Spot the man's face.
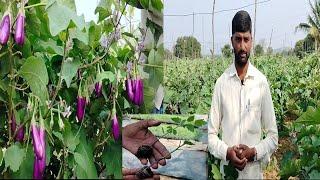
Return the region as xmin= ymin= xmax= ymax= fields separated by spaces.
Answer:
xmin=231 ymin=31 xmax=252 ymax=66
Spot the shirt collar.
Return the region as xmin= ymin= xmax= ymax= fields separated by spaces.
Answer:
xmin=229 ymin=60 xmax=255 ymax=78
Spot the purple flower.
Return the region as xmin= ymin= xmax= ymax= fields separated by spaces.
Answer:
xmin=136 ymin=41 xmax=144 ymax=52
xmin=114 ymin=27 xmax=121 ymax=41
xmin=95 ymin=81 xmax=103 ymax=97
xmin=76 ymin=96 xmax=86 ymax=122
xmin=126 ymin=61 xmax=133 ymax=73
xmin=111 ymin=114 xmax=120 ymax=141
xmin=99 ymin=34 xmax=109 ymax=48
xmin=0 ymin=14 xmax=10 ymax=45
xmin=14 ymin=12 xmax=25 ymax=45
xmin=138 ymin=54 xmax=147 ymax=64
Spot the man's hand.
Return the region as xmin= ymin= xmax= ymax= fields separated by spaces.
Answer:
xmin=122 ymin=168 xmax=160 ymax=180
xmin=226 ymin=146 xmax=247 ymax=171
xmin=122 ymin=120 xmax=171 ymax=169
xmin=238 ymin=144 xmax=256 ymax=162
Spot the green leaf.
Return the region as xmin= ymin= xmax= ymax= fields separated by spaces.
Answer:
xmin=36 ymin=39 xmax=64 ymax=55
xmin=211 ymin=164 xmax=222 ymax=180
xmin=20 ymin=38 xmax=32 ymax=58
xmin=74 ymin=134 xmax=98 ymax=179
xmin=184 ymin=124 xmax=195 ymax=132
xmin=19 ymin=56 xmax=49 ymax=104
xmin=12 ymin=146 xmax=34 ymax=179
xmin=53 ymin=131 xmax=64 ymax=142
xmin=63 ymin=122 xmax=80 ymax=152
xmin=309 ymin=170 xmax=320 ymax=179
xmin=194 ymin=119 xmax=206 ymax=127
xmin=0 ymin=148 xmax=3 ymax=166
xmin=171 ymin=117 xmax=181 ymax=123
xmin=184 ymin=140 xmax=194 ymax=145
xmin=102 ymin=141 xmax=122 ymax=179
xmin=280 ymin=155 xmax=300 ymax=179
xmin=141 ymin=80 xmax=155 ymax=113
xmin=69 ymin=27 xmax=89 ymax=45
xmin=172 ymin=129 xmax=177 ymax=135
xmin=224 ymin=163 xmax=239 ymax=179
xmin=139 ymin=0 xmax=149 ymax=9
xmin=94 ymin=0 xmax=112 ymax=23
xmin=187 ymin=116 xmax=195 ymax=122
xmin=46 ymin=1 xmax=85 ymax=36
xmin=295 ymin=106 xmax=320 ymax=125
xmin=148 ymin=49 xmax=162 ymax=66
xmin=311 ymin=135 xmax=320 ymax=146
xmin=56 ymin=0 xmax=77 ymax=10
xmin=96 ymin=71 xmax=115 ymax=83
xmin=4 ymin=144 xmax=26 ymax=172
xmin=150 ymin=0 xmax=163 ymax=12
xmin=88 ymin=21 xmax=102 ymax=48
xmin=145 ymin=49 xmax=163 ymax=89
xmin=61 ymin=58 xmax=81 ymax=88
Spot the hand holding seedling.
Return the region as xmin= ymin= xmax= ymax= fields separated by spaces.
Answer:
xmin=227 ymin=144 xmax=257 ymax=171
xmin=122 ymin=168 xmax=160 ymax=180
xmin=237 ymin=144 xmax=256 ymax=162
xmin=122 ymin=120 xmax=171 ymax=169
xmin=227 ymin=146 xmax=247 ymax=171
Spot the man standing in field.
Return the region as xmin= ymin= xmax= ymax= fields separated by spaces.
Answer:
xmin=208 ymin=10 xmax=278 ymax=179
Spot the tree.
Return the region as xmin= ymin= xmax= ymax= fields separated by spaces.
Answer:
xmin=221 ymin=44 xmax=232 ymax=58
xmin=294 ymin=34 xmax=315 ymax=58
xmin=165 ymin=48 xmax=174 ymax=60
xmin=174 ymin=36 xmax=201 ymax=59
xmin=294 ymin=40 xmax=305 ymax=58
xmin=254 ymin=44 xmax=264 ymax=57
xmin=266 ymin=47 xmax=273 ymax=55
xmin=296 ymin=0 xmax=320 ymax=51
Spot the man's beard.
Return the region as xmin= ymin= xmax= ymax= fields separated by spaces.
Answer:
xmin=234 ymin=50 xmax=250 ymax=67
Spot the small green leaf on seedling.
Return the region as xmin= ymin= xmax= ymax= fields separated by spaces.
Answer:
xmin=184 ymin=140 xmax=194 ymax=145
xmin=171 ymin=117 xmax=181 ymax=123
xmin=187 ymin=116 xmax=195 ymax=122
xmin=194 ymin=119 xmax=206 ymax=127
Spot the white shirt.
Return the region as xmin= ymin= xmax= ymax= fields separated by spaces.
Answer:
xmin=208 ymin=61 xmax=278 ymax=179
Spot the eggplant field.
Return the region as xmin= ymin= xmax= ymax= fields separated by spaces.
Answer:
xmin=164 ymin=54 xmax=320 ymax=179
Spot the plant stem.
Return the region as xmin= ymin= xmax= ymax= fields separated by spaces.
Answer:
xmin=138 ymin=63 xmax=163 ymax=68
xmin=80 ymin=3 xmax=128 ymax=70
xmin=49 ymin=30 xmax=69 ymax=108
xmin=9 ymin=29 xmax=70 ymax=142
xmin=94 ymin=112 xmax=111 ymax=150
xmin=79 ymin=51 xmax=108 ymax=69
xmin=24 ymin=2 xmax=46 ymax=9
xmin=149 ymin=140 xmax=186 ymax=168
xmin=7 ymin=44 xmax=15 ymax=143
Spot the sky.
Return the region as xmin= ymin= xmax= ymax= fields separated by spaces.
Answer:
xmin=74 ymin=0 xmax=100 ymax=22
xmin=74 ymin=0 xmax=141 ymax=29
xmin=164 ymin=0 xmax=311 ymax=55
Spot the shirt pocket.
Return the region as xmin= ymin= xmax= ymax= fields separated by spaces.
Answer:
xmin=246 ymin=96 xmax=261 ymax=134
xmin=247 ymin=104 xmax=261 ymax=134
